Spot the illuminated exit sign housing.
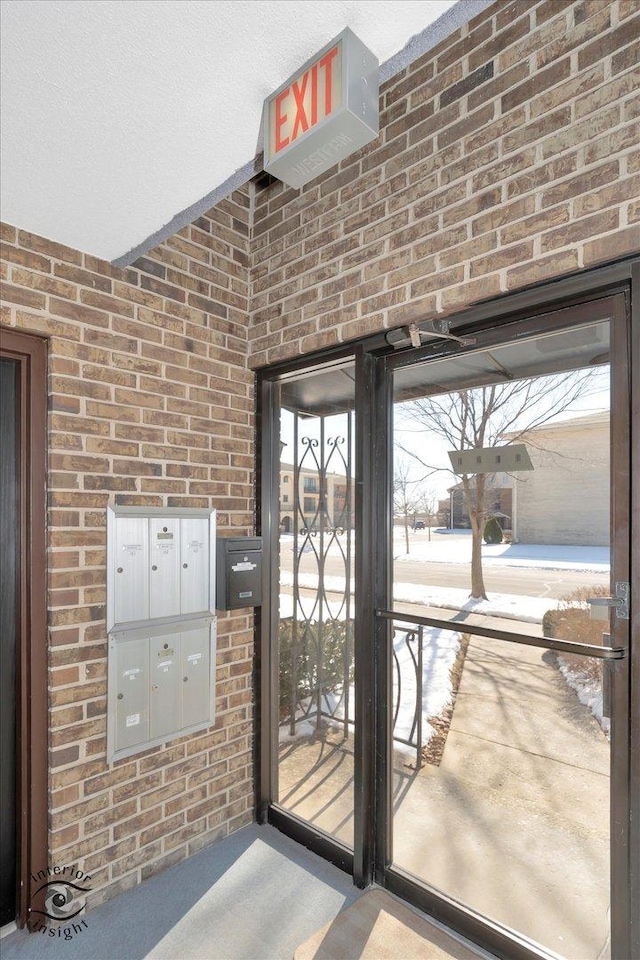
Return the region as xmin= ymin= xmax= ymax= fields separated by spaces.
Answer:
xmin=263 ymin=28 xmax=379 ymax=189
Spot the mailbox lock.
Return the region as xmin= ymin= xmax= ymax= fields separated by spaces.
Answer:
xmin=152 ymin=684 xmax=158 ymax=691
xmin=163 ymin=643 xmax=169 ymax=649
xmin=183 ymin=563 xmax=188 ymax=569
xmin=151 ymin=565 xmax=158 ymax=571
xmin=117 ymin=567 xmax=123 ymax=574
xmin=117 ymin=693 xmax=124 ymax=700
xmin=183 ymin=676 xmax=188 ymax=682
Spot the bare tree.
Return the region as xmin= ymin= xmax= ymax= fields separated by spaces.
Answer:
xmin=418 ymin=488 xmax=438 ymax=541
xmin=397 ymin=369 xmax=602 ymax=599
xmin=393 ymin=458 xmax=421 ymax=555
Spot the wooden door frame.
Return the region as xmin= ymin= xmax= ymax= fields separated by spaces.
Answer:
xmin=0 ymin=328 xmax=48 ymax=928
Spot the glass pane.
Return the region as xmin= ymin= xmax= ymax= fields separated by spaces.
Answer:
xmin=390 ymin=322 xmax=612 ymax=958
xmin=391 ymin=629 xmax=610 ymax=959
xmin=276 ymin=362 xmax=355 ymax=847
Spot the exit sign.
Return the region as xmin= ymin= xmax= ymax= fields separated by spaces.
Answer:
xmin=263 ymin=28 xmax=379 ymax=189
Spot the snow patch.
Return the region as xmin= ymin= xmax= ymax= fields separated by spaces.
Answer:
xmin=557 ymin=656 xmax=610 ymax=738
xmin=393 ymin=531 xmax=610 ymax=573
xmin=280 ymin=571 xmax=549 ymax=623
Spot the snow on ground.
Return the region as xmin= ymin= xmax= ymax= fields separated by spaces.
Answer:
xmin=281 ymin=531 xmax=610 ymax=572
xmin=393 ymin=529 xmax=610 ymax=573
xmin=280 ymin=571 xmax=549 ymax=623
xmin=557 ymin=656 xmax=610 ymax=738
xmin=392 ymin=581 xmax=549 ymax=623
xmin=392 ymin=626 xmax=460 ymax=755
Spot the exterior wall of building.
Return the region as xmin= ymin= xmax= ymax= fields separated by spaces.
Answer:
xmin=515 ymin=414 xmax=609 ymax=546
xmin=279 ymin=464 xmax=350 ymax=533
xmin=0 ymin=197 xmax=255 ymax=907
xmin=249 ymin=0 xmax=640 ymax=367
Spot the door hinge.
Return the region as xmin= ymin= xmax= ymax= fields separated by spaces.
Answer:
xmin=587 ymin=581 xmax=630 ymax=620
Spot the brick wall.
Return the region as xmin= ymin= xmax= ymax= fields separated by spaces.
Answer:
xmin=249 ymin=0 xmax=640 ymax=367
xmin=0 ymin=192 xmax=255 ymax=906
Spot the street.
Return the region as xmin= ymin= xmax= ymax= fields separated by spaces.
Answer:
xmin=280 ymin=545 xmax=608 ymax=602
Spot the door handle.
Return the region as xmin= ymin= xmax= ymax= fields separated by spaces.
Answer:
xmin=587 ymin=582 xmax=629 ymax=620
xmin=602 ymin=633 xmax=612 ymax=719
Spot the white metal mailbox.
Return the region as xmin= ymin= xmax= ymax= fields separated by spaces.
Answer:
xmin=149 ymin=633 xmax=181 ymax=739
xmin=113 ymin=635 xmax=150 ymax=752
xmin=180 ymin=625 xmax=212 ymax=728
xmin=112 ymin=515 xmax=149 ymax=625
xmin=107 ymin=618 xmax=216 ymax=762
xmin=107 ymin=507 xmax=216 ymax=631
xmin=106 ymin=506 xmax=217 ymax=763
xmin=149 ymin=517 xmax=181 ymax=619
xmin=180 ymin=517 xmax=210 ymax=614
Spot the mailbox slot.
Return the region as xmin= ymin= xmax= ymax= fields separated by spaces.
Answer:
xmin=180 ymin=517 xmax=210 ymax=614
xmin=150 ymin=633 xmax=181 ymax=739
xmin=149 ymin=518 xmax=181 ymax=619
xmin=216 ymin=537 xmax=263 ymax=610
xmin=181 ymin=626 xmax=211 ymax=728
xmin=112 ymin=516 xmax=149 ymax=625
xmin=112 ymin=635 xmax=149 ymax=751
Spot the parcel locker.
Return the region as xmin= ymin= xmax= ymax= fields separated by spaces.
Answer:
xmin=149 ymin=518 xmax=181 ymax=619
xmin=112 ymin=516 xmax=149 ymax=625
xmin=180 ymin=517 xmax=210 ymax=614
xmin=111 ymin=635 xmax=150 ymax=753
xmin=181 ymin=625 xmax=212 ymax=728
xmin=149 ymin=634 xmax=181 ymax=739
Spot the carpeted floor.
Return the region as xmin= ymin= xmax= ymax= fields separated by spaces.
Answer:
xmin=0 ymin=824 xmax=361 ymax=960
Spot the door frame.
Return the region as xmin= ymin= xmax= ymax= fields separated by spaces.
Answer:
xmin=377 ymin=292 xmax=631 ymax=960
xmin=0 ymin=329 xmax=48 ymax=928
xmin=256 ymin=255 xmax=639 ymax=960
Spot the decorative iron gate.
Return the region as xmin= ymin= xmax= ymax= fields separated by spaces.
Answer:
xmin=280 ymin=409 xmax=354 ymax=738
xmin=279 ymin=408 xmax=425 ymax=766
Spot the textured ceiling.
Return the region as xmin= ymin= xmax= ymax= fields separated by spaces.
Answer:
xmin=0 ymin=0 xmax=482 ymax=263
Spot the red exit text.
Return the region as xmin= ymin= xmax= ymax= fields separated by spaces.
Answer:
xmin=272 ymin=45 xmax=340 ymax=154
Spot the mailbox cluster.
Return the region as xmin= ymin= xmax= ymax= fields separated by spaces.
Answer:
xmin=106 ymin=506 xmax=216 ymax=762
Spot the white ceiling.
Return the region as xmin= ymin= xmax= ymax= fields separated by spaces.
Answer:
xmin=0 ymin=0 xmax=483 ymax=264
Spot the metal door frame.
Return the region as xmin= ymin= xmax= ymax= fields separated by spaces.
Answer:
xmin=256 ymin=255 xmax=639 ymax=960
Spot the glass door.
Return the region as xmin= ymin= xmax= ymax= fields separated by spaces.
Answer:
xmin=266 ymin=359 xmax=357 ymax=850
xmin=383 ymin=301 xmax=630 ymax=960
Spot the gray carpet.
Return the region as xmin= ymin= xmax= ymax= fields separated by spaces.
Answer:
xmin=1 ymin=825 xmax=362 ymax=960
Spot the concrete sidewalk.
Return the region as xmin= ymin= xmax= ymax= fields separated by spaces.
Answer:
xmin=393 ymin=635 xmax=610 ymax=960
xmin=279 ymin=613 xmax=611 ymax=959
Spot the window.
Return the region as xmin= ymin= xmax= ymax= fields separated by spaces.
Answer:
xmin=303 ymin=477 xmax=317 ymax=493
